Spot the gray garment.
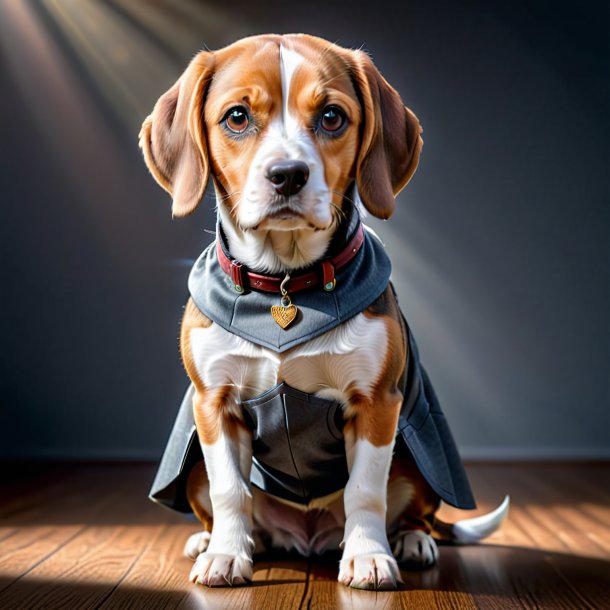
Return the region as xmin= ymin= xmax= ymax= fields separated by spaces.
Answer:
xmin=149 ymin=210 xmax=476 ymax=511
xmin=188 ymin=208 xmax=391 ymax=352
xmin=150 ymin=382 xmax=350 ymax=511
xmin=149 ymin=328 xmax=476 ymax=511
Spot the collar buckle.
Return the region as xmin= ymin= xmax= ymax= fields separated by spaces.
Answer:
xmin=230 ymin=260 xmax=246 ymax=293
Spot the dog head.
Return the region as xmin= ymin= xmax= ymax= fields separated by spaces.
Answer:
xmin=140 ymin=34 xmax=422 ymax=271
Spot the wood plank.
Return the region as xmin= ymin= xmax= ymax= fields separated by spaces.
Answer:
xmin=304 ymin=550 xmax=478 ymax=610
xmin=0 ymin=525 xmax=84 ymax=587
xmin=399 ymin=548 xmax=478 ymax=610
xmin=0 ymin=471 xmax=167 ymax=610
xmin=433 ymin=465 xmax=610 ymax=609
xmin=0 ymin=527 xmax=17 ymax=543
xmin=545 ymin=551 xmax=610 ymax=610
xmin=548 ymin=464 xmax=610 ymax=507
xmin=97 ymin=523 xmax=196 ymax=610
xmin=0 ymin=468 xmax=77 ymax=523
xmin=0 ymin=462 xmax=608 ymax=610
xmin=0 ymin=524 xmax=162 ymax=609
xmin=511 ymin=467 xmax=610 ymax=558
xmin=508 ymin=465 xmax=609 ymax=558
xmin=97 ymin=524 xmax=309 ymax=610
xmin=180 ymin=558 xmax=309 ymax=610
xmin=0 ymin=465 xmax=161 ymax=597
xmin=0 ymin=464 xmax=166 ymax=527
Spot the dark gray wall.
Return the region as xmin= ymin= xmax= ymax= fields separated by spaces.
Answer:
xmin=1 ymin=0 xmax=608 ymax=459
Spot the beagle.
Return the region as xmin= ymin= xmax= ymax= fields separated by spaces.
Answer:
xmin=140 ymin=34 xmax=508 ymax=590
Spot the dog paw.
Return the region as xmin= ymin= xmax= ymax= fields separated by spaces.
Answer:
xmin=338 ymin=553 xmax=401 ymax=590
xmin=392 ymin=530 xmax=438 ymax=568
xmin=189 ymin=552 xmax=252 ymax=587
xmin=184 ymin=531 xmax=211 ymax=560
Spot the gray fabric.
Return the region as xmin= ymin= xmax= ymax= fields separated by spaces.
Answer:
xmin=149 ymin=209 xmax=476 ymax=511
xmin=149 ymin=384 xmax=198 ymax=513
xmin=397 ymin=329 xmax=476 ymax=509
xmin=244 ymin=383 xmax=349 ymax=504
xmin=149 ymin=383 xmax=349 ymax=510
xmin=149 ymin=330 xmax=476 ymax=510
xmin=188 ymin=209 xmax=391 ymax=352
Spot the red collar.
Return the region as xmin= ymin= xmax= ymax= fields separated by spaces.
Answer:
xmin=216 ymin=223 xmax=365 ymax=294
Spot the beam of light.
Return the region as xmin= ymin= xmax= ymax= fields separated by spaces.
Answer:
xmin=380 ymin=205 xmax=610 ymax=458
xmin=40 ymin=0 xmax=177 ymax=132
xmin=0 ymin=0 xmax=256 ymax=285
xmin=370 ymin=200 xmax=557 ymax=459
xmin=369 ymin=206 xmax=505 ymax=424
xmin=37 ymin=0 xmax=258 ymax=133
xmin=105 ymin=0 xmax=255 ymax=50
xmin=0 ymin=2 xmax=134 ymax=246
xmin=0 ymin=1 xmax=192 ymax=283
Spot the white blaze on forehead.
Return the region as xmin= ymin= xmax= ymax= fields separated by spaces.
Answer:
xmin=230 ymin=41 xmax=333 ymax=253
xmin=279 ymin=44 xmax=305 ymax=136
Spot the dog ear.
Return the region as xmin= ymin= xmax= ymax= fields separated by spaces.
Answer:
xmin=139 ymin=52 xmax=214 ymax=217
xmin=349 ymin=51 xmax=423 ymax=219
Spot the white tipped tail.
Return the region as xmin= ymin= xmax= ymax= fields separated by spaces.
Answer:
xmin=434 ymin=495 xmax=510 ymax=543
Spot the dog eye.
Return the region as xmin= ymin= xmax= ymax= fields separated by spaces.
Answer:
xmin=223 ymin=107 xmax=250 ymax=134
xmin=319 ymin=106 xmax=346 ymax=133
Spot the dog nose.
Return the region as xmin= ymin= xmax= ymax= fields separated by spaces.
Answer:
xmin=266 ymin=160 xmax=309 ymax=197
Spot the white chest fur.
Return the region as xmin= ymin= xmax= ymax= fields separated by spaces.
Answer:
xmin=189 ymin=313 xmax=388 ymax=407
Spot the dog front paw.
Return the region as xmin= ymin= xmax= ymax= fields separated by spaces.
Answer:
xmin=392 ymin=530 xmax=438 ymax=568
xmin=338 ymin=553 xmax=401 ymax=590
xmin=189 ymin=552 xmax=253 ymax=587
xmin=184 ymin=531 xmax=211 ymax=560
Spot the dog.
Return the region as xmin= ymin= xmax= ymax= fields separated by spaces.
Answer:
xmin=140 ymin=33 xmax=509 ymax=590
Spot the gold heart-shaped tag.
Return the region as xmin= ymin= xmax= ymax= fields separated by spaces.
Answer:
xmin=271 ymin=304 xmax=297 ymax=329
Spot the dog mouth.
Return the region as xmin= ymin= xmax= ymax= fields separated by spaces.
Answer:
xmin=265 ymin=207 xmax=304 ymax=221
xmin=245 ymin=197 xmax=333 ymax=232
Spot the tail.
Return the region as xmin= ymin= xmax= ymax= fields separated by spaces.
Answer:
xmin=433 ymin=495 xmax=510 ymax=543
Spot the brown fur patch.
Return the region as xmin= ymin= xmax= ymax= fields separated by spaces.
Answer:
xmin=389 ymin=443 xmax=440 ymax=533
xmin=180 ymin=298 xmax=246 ymax=446
xmin=180 ymin=297 xmax=211 ymax=392
xmin=204 ymin=39 xmax=282 ymax=213
xmin=343 ymin=286 xmax=408 ymax=446
xmin=186 ymin=460 xmax=213 ymax=531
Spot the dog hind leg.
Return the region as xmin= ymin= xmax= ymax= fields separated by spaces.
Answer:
xmin=386 ymin=446 xmax=441 ymax=569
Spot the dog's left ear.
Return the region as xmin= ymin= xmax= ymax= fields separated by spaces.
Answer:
xmin=139 ymin=51 xmax=214 ymax=217
xmin=348 ymin=51 xmax=423 ymax=219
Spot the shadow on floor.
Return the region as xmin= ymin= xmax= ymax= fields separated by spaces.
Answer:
xmin=1 ymin=547 xmax=608 ymax=610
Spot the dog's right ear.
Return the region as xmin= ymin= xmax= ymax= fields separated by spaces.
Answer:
xmin=346 ymin=50 xmax=423 ymax=220
xmin=139 ymin=52 xmax=214 ymax=217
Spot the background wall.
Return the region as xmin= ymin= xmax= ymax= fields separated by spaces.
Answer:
xmin=1 ymin=0 xmax=608 ymax=459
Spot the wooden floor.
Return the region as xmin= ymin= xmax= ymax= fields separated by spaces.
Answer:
xmin=0 ymin=463 xmax=608 ymax=609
